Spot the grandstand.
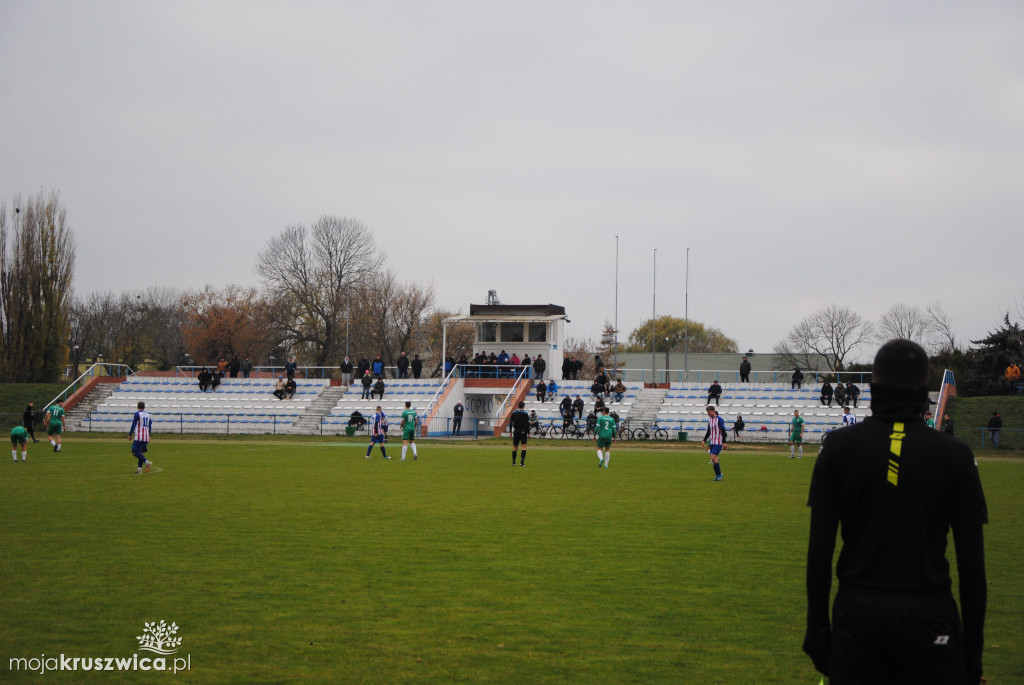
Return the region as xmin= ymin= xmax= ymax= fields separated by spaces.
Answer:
xmin=320 ymin=379 xmax=447 ymax=435
xmin=652 ymin=382 xmax=871 ymax=442
xmin=77 ymin=377 xmax=329 ymax=434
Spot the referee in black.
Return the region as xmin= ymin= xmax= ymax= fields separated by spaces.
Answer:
xmin=804 ymin=339 xmax=988 ymax=685
xmin=509 ymin=400 xmax=530 ymax=467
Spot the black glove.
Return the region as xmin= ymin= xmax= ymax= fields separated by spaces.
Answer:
xmin=802 ymin=626 xmax=830 ymax=676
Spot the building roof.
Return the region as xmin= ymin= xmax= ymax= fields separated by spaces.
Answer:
xmin=467 ymin=304 xmax=566 ymax=317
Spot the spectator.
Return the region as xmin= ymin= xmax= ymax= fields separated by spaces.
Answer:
xmin=591 ymin=379 xmax=605 ymax=401
xmin=228 ymin=355 xmax=241 ymax=378
xmin=536 ymin=381 xmax=547 ymax=403
xmin=533 ymin=354 xmax=546 ymax=380
xmin=573 ymin=357 xmax=583 ymax=380
xmin=396 ymin=352 xmax=410 ymax=379
xmin=612 ymin=380 xmax=626 ymax=403
xmin=444 ymin=355 xmax=455 ymax=377
xmin=210 ymin=372 xmax=221 ymax=391
xmin=1006 ymin=363 xmax=1020 ymax=393
xmin=348 ymin=410 xmax=366 ymax=428
xmin=521 ymin=354 xmax=532 ymax=376
xmin=792 ymin=368 xmax=804 ymax=390
xmin=452 ymin=402 xmax=464 ymax=435
xmin=820 ymin=382 xmax=833 ymax=407
xmin=357 ymin=356 xmax=371 ymax=378
xmin=594 ymin=397 xmax=606 ymax=416
xmin=594 ymin=354 xmax=604 ymax=375
xmin=846 ymin=382 xmax=861 ymax=408
xmin=529 ymin=409 xmax=541 ymax=433
xmin=733 ymin=414 xmax=745 ymax=439
xmin=197 ymin=368 xmax=213 ymax=392
xmin=411 ymin=354 xmax=423 ymax=379
xmin=834 ymin=382 xmax=847 ymax=407
xmin=241 ymin=356 xmax=253 ymax=379
xmin=360 ymin=371 xmax=373 ymax=399
xmin=559 ymin=395 xmax=573 ymax=420
xmin=285 ymin=356 xmax=297 ymax=380
xmin=373 ymin=378 xmax=386 ymax=400
xmin=273 ymin=376 xmax=287 ymax=400
xmin=707 ymin=381 xmax=723 ymax=406
xmin=340 ymin=356 xmax=354 ymax=386
xmin=284 ymin=377 xmax=297 ymax=400
xmin=561 ymin=356 xmax=573 ymax=380
xmin=371 ymin=355 xmax=384 ymax=379
xmin=509 ymin=352 xmax=521 ymax=367
xmin=546 ymin=379 xmax=558 ymax=397
xmin=572 ymin=395 xmax=585 ymax=419
xmin=739 ymin=356 xmax=751 ymax=383
xmin=217 ymin=357 xmax=229 ymax=376
xmin=987 ymin=411 xmax=1001 ymax=448
xmin=943 ymin=414 xmax=955 ymax=436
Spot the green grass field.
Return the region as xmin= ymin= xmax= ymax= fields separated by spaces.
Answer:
xmin=2 ymin=438 xmax=1022 ymax=684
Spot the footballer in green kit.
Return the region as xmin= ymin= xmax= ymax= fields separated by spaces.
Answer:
xmin=44 ymin=399 xmax=66 ymax=452
xmin=789 ymin=409 xmax=805 ymax=459
xmin=594 ymin=407 xmax=616 ymax=468
xmin=400 ymin=401 xmax=419 ymax=461
xmin=11 ymin=425 xmax=29 ymax=462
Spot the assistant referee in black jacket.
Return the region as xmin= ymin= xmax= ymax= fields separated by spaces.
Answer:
xmin=804 ymin=339 xmax=987 ymax=685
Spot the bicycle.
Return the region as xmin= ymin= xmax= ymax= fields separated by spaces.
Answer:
xmin=550 ymin=419 xmax=591 ymax=439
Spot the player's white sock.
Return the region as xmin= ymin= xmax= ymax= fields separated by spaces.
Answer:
xmin=56 ymin=444 xmax=61 ymax=452
xmin=597 ymin=450 xmax=603 ymax=461
xmin=11 ymin=450 xmax=16 ymax=461
xmin=22 ymin=450 xmax=27 ymax=461
xmin=401 ymin=446 xmax=407 ymax=459
xmin=603 ymin=451 xmax=610 ymax=467
xmin=50 ymin=440 xmax=56 ymax=447
xmin=789 ymin=445 xmax=794 ymax=457
xmin=798 ymin=446 xmax=803 ymax=458
xmin=411 ymin=444 xmax=417 ymax=457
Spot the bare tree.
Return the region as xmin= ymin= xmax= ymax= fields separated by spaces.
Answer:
xmin=877 ymin=303 xmax=928 ymax=343
xmin=419 ymin=308 xmax=474 ymax=374
xmin=256 ymin=216 xmax=384 ymax=366
xmin=0 ymin=191 xmax=76 ymax=381
xmin=350 ymin=270 xmax=435 ymax=365
xmin=773 ymin=304 xmax=874 ymax=372
xmin=924 ymin=300 xmax=959 ymax=353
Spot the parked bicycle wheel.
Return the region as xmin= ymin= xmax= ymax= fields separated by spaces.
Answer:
xmin=652 ymin=427 xmax=669 ymax=441
xmin=549 ymin=425 xmax=563 ymax=438
xmin=633 ymin=427 xmax=649 ymax=440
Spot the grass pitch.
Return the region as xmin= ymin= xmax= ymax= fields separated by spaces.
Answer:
xmin=1 ymin=438 xmax=1022 ymax=684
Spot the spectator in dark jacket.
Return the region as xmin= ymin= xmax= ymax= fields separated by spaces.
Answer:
xmin=533 ymin=354 xmax=546 ymax=380
xmin=452 ymin=402 xmax=464 ymax=435
xmin=988 ymin=411 xmax=1002 ymax=448
xmin=357 ymin=356 xmax=371 ymax=378
xmin=241 ymin=356 xmax=254 ymax=379
xmin=707 ymin=381 xmax=723 ymax=406
xmin=834 ymin=382 xmax=847 ymax=407
xmin=373 ymin=378 xmax=386 ymax=400
xmin=284 ymin=378 xmax=297 ymax=399
xmin=739 ymin=356 xmax=752 ymax=382
xmin=411 ymin=355 xmax=423 ymax=379
xmin=396 ymin=352 xmax=410 ymax=379
xmin=559 ymin=396 xmax=572 ymax=419
xmin=228 ymin=355 xmax=241 ymax=378
xmin=360 ymin=371 xmax=373 ymax=399
xmin=536 ymin=381 xmax=547 ymax=403
xmin=943 ymin=414 xmax=955 ymax=436
xmin=562 ymin=357 xmax=573 ymax=380
xmin=572 ymin=395 xmax=585 ymax=419
xmin=733 ymin=415 xmax=745 ymax=439
xmin=340 ymin=356 xmax=354 ymax=386
xmin=820 ymin=382 xmax=833 ymax=407
xmin=792 ymin=368 xmax=804 ymax=390
xmin=198 ymin=368 xmax=213 ymax=392
xmin=846 ymin=382 xmax=861 ymax=408
xmin=285 ymin=357 xmax=297 ymax=380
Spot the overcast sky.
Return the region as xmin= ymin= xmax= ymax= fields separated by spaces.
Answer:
xmin=2 ymin=1 xmax=1022 ymax=362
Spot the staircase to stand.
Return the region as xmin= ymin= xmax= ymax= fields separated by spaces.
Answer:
xmin=66 ymin=385 xmax=117 ymax=432
xmin=290 ymin=385 xmax=348 ymax=435
xmin=628 ymin=387 xmax=669 ymax=426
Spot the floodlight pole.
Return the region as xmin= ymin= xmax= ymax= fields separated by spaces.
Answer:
xmin=684 ymin=247 xmax=689 ymax=383
xmin=614 ymin=235 xmax=619 ymax=379
xmin=651 ymin=248 xmax=657 ymax=383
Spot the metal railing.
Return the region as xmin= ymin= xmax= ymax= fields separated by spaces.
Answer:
xmin=46 ymin=363 xmax=136 ymax=410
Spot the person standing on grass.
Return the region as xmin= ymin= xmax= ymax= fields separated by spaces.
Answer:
xmin=11 ymin=425 xmax=29 ymax=462
xmin=987 ymin=412 xmax=1001 ymax=448
xmin=804 ymin=339 xmax=987 ymax=685
xmin=129 ymin=401 xmax=153 ymax=474
xmin=365 ymin=406 xmax=390 ymax=459
xmin=509 ymin=400 xmax=531 ymax=466
xmin=943 ymin=414 xmax=955 ymax=436
xmin=43 ymin=399 xmax=66 ymax=453
xmin=701 ymin=405 xmax=727 ymax=481
xmin=452 ymin=402 xmax=464 ymax=436
xmin=400 ymin=401 xmax=419 ymax=461
xmin=789 ymin=409 xmax=805 ymax=459
xmin=595 ymin=406 xmax=616 ymax=468
xmin=22 ymin=402 xmax=40 ymax=443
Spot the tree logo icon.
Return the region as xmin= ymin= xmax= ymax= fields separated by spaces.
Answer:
xmin=136 ymin=621 xmax=183 ymax=655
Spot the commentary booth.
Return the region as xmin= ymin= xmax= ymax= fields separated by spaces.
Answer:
xmin=437 ymin=302 xmax=567 ymax=436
